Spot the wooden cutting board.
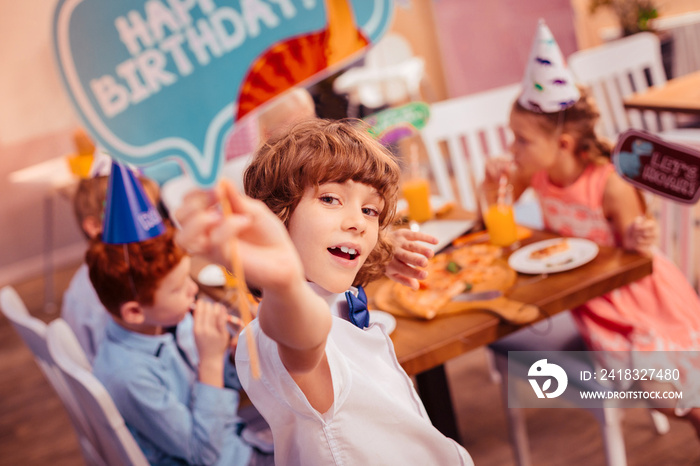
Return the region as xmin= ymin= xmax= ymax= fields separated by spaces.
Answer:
xmin=370 ymin=276 xmax=540 ymax=326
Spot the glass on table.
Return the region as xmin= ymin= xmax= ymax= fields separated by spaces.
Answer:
xmin=480 ymin=180 xmax=517 ymax=247
xmin=402 ymin=173 xmax=433 ymax=223
xmin=400 ymin=143 xmax=433 ymax=224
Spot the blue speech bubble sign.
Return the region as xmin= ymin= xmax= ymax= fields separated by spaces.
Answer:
xmin=53 ymin=0 xmax=394 ymax=187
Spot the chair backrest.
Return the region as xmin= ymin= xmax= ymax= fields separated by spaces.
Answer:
xmin=653 ymin=11 xmax=700 ymax=77
xmin=0 ymin=286 xmax=104 ymax=465
xmin=47 ymin=319 xmax=149 ymax=466
xmin=567 ymin=32 xmax=677 ymax=140
xmin=420 ymin=83 xmax=521 ymax=211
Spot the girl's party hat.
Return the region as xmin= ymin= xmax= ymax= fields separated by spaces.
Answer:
xmin=518 ymin=19 xmax=580 ymax=113
xmin=103 ymin=160 xmax=165 ymax=244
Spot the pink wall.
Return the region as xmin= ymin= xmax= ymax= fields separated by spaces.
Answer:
xmin=432 ymin=0 xmax=578 ymax=98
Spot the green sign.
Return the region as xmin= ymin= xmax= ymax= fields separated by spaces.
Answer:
xmin=365 ymin=102 xmax=430 ymax=144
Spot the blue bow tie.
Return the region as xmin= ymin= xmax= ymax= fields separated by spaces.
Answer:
xmin=345 ymin=286 xmax=369 ymax=329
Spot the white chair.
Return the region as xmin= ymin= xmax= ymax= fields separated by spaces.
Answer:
xmin=568 ymin=32 xmax=699 ymax=285
xmin=420 ymin=83 xmax=520 ymax=211
xmin=490 ymin=312 xmax=670 ymax=466
xmin=567 ymin=32 xmax=678 ymax=140
xmin=653 ymin=11 xmax=700 ymax=78
xmin=47 ymin=319 xmax=149 ymax=466
xmin=419 ymin=83 xmax=543 ymax=228
xmin=0 ymin=286 xmax=105 ymax=466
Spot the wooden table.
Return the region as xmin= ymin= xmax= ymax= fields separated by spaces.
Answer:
xmin=623 ymin=70 xmax=700 ymax=114
xmin=366 ymin=229 xmax=652 ymax=441
xmin=191 ymin=229 xmax=653 ymax=443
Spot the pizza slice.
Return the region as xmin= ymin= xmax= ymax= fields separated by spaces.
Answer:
xmin=529 ymin=239 xmax=570 ymax=260
xmin=389 ymin=243 xmax=511 ymax=319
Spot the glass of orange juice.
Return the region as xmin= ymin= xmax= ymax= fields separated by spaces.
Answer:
xmin=402 ymin=175 xmax=432 ymax=223
xmin=401 ymin=143 xmax=433 ymax=223
xmin=480 ymin=183 xmax=517 ymax=247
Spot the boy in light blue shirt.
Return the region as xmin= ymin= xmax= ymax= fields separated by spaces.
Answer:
xmin=87 ymin=161 xmax=269 ymax=465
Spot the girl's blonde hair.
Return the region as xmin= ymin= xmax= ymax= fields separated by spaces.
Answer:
xmin=244 ymin=118 xmax=400 ymax=287
xmin=514 ymin=87 xmax=648 ymax=211
xmin=513 ymin=87 xmax=613 ymax=164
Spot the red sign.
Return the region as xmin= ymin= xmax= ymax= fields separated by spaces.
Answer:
xmin=612 ymin=130 xmax=700 ymax=204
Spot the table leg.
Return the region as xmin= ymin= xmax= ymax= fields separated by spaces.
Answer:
xmin=415 ymin=364 xmax=461 ymax=443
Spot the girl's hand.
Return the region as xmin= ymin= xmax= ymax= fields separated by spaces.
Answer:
xmin=484 ymin=157 xmax=513 ymax=184
xmin=385 ymin=229 xmax=438 ymax=289
xmin=175 ymin=184 xmax=305 ymax=293
xmin=624 ymin=216 xmax=658 ymax=256
xmin=193 ymin=299 xmax=230 ymax=387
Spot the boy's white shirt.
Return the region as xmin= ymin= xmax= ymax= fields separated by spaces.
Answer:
xmin=236 ymin=282 xmax=473 ymax=466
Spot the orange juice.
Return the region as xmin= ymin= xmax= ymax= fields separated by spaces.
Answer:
xmin=484 ymin=203 xmax=517 ymax=246
xmin=402 ymin=178 xmax=432 ymax=223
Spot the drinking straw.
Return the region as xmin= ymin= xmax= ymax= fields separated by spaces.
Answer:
xmin=218 ymin=179 xmax=261 ymax=380
xmin=642 ymin=191 xmax=656 ymax=220
xmin=409 ymin=143 xmax=420 ymax=180
xmin=497 ymin=173 xmax=508 ymax=207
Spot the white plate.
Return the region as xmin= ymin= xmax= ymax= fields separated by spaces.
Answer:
xmin=197 ymin=264 xmax=226 ymax=287
xmin=397 ymin=195 xmax=449 ymax=213
xmin=508 ymin=238 xmax=599 ymax=274
xmin=370 ymin=310 xmax=397 ymax=334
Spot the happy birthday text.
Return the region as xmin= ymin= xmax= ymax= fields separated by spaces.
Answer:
xmin=90 ymin=0 xmax=317 ymax=118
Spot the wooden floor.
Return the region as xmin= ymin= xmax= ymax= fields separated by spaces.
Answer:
xmin=2 ymin=262 xmax=700 ymax=465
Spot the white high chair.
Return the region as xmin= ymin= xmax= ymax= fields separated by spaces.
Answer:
xmin=333 ymin=33 xmax=426 ymax=116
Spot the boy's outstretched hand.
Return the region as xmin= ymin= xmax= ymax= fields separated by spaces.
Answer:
xmin=386 ymin=229 xmax=438 ymax=290
xmin=175 ymin=184 xmax=304 ymax=293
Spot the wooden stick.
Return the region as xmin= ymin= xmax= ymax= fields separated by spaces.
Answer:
xmin=218 ymin=180 xmax=261 ymax=379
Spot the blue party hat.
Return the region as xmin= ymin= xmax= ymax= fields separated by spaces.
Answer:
xmin=103 ymin=160 xmax=165 ymax=244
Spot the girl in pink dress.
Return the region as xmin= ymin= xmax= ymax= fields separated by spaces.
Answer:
xmin=486 ymin=86 xmax=700 ymax=435
xmin=486 ymin=20 xmax=700 ymax=436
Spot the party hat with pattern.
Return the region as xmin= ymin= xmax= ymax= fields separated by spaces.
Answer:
xmin=103 ymin=160 xmax=164 ymax=244
xmin=518 ymin=19 xmax=580 ymax=113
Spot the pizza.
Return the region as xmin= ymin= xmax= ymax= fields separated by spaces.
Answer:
xmin=386 ymin=243 xmax=515 ymax=319
xmin=529 ymin=239 xmax=570 ymax=260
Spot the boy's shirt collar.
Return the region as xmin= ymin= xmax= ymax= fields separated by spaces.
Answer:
xmin=307 ymin=282 xmax=359 ymax=321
